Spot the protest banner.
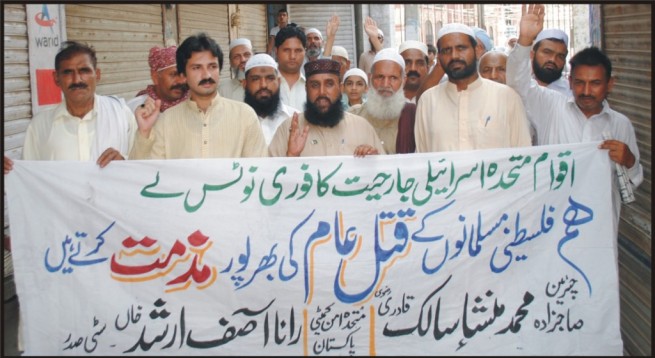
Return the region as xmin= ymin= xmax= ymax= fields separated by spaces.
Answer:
xmin=5 ymin=142 xmax=622 ymax=355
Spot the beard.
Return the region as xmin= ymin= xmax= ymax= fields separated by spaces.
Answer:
xmin=306 ymin=47 xmax=322 ymax=58
xmin=244 ymin=89 xmax=281 ymax=118
xmin=364 ymin=87 xmax=406 ymax=120
xmin=444 ymin=59 xmax=478 ymax=80
xmin=304 ymin=96 xmax=344 ymax=128
xmin=532 ymin=60 xmax=563 ymax=84
xmin=231 ymin=67 xmax=246 ymax=80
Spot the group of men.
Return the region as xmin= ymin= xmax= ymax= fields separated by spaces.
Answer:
xmin=4 ymin=5 xmax=643 ymax=243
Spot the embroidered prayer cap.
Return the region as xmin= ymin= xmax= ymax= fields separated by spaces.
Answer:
xmin=331 ymin=46 xmax=349 ymax=61
xmin=437 ymin=23 xmax=475 ymax=43
xmin=245 ymin=53 xmax=278 ymax=74
xmin=535 ymin=29 xmax=569 ymax=47
xmin=472 ymin=27 xmax=493 ymax=52
xmin=304 ymin=59 xmax=341 ymax=78
xmin=371 ymin=48 xmax=405 ymax=72
xmin=229 ymin=38 xmax=252 ymax=51
xmin=399 ymin=40 xmax=428 ymax=57
xmin=148 ymin=46 xmax=178 ymax=72
xmin=305 ymin=28 xmax=323 ymax=40
xmin=342 ymin=68 xmax=368 ymax=86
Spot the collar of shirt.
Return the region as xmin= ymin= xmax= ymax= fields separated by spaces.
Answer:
xmin=566 ymin=97 xmax=612 ymax=120
xmin=53 ymin=94 xmax=98 ymax=122
xmin=185 ymin=92 xmax=220 ymax=112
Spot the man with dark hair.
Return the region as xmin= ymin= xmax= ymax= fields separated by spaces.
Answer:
xmin=268 ymin=59 xmax=384 ymax=157
xmin=267 ymin=8 xmax=289 ymax=56
xmin=4 ymin=40 xmax=136 ymax=174
xmin=415 ymin=23 xmax=531 ymax=152
xmin=130 ymin=33 xmax=267 ymax=159
xmin=506 ymin=4 xmax=643 ymax=246
xmin=275 ymin=24 xmax=307 ymax=111
xmin=242 ymin=54 xmax=297 ymax=144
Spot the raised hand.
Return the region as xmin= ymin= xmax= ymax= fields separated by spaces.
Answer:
xmin=518 ymin=4 xmax=545 ymax=45
xmin=135 ymin=96 xmax=162 ymax=138
xmin=286 ymin=112 xmax=309 ymax=157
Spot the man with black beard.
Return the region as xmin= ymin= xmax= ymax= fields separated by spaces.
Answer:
xmin=530 ymin=29 xmax=571 ymax=96
xmin=242 ymin=54 xmax=297 ymax=145
xmin=415 ymin=23 xmax=531 ymax=152
xmin=268 ymin=59 xmax=385 ymax=157
xmin=349 ymin=48 xmax=417 ymax=154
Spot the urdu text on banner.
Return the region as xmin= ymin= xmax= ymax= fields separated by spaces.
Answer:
xmin=5 ymin=142 xmax=622 ymax=355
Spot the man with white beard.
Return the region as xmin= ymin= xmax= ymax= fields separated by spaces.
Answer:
xmin=348 ymin=48 xmax=417 ymax=154
xmin=219 ymin=38 xmax=252 ymax=101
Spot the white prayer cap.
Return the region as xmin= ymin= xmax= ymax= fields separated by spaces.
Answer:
xmin=229 ymin=38 xmax=252 ymax=51
xmin=342 ymin=68 xmax=368 ymax=86
xmin=437 ymin=23 xmax=475 ymax=43
xmin=371 ymin=48 xmax=405 ymax=72
xmin=399 ymin=40 xmax=428 ymax=57
xmin=305 ymin=28 xmax=323 ymax=40
xmin=331 ymin=46 xmax=349 ymax=61
xmin=535 ymin=28 xmax=569 ymax=47
xmin=377 ymin=29 xmax=384 ymax=38
xmin=244 ymin=53 xmax=278 ymax=74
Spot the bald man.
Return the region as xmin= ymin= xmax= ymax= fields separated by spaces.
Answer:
xmin=478 ymin=51 xmax=508 ymax=84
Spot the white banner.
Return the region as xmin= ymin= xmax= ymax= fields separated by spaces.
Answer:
xmin=6 ymin=142 xmax=622 ymax=355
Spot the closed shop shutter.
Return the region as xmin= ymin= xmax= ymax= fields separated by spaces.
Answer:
xmin=3 ymin=4 xmax=31 ymax=232
xmin=65 ymin=4 xmax=165 ymax=100
xmin=177 ymin=4 xmax=231 ymax=84
xmin=288 ymin=4 xmax=357 ymax=70
xmin=235 ymin=4 xmax=267 ymax=54
xmin=602 ymin=3 xmax=652 ymax=356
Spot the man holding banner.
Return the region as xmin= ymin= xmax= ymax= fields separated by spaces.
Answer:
xmin=4 ymin=41 xmax=136 ymax=174
xmin=506 ymin=4 xmax=643 ymax=247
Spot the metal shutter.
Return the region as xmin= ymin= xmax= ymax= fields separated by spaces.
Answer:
xmin=602 ymin=3 xmax=652 ymax=356
xmin=65 ymin=4 xmax=165 ymax=100
xmin=235 ymin=4 xmax=267 ymax=54
xmin=177 ymin=4 xmax=230 ymax=85
xmin=3 ymin=4 xmax=31 ymax=233
xmin=288 ymin=4 xmax=357 ymax=71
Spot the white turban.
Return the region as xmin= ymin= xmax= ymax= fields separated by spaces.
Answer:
xmin=399 ymin=40 xmax=428 ymax=57
xmin=371 ymin=48 xmax=405 ymax=72
xmin=437 ymin=23 xmax=475 ymax=43
xmin=245 ymin=53 xmax=278 ymax=75
xmin=331 ymin=46 xmax=349 ymax=61
xmin=535 ymin=29 xmax=569 ymax=47
xmin=342 ymin=68 xmax=368 ymax=86
xmin=229 ymin=38 xmax=252 ymax=51
xmin=305 ymin=28 xmax=323 ymax=40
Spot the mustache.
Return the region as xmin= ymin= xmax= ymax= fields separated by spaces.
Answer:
xmin=255 ymin=89 xmax=273 ymax=97
xmin=68 ymin=83 xmax=88 ymax=90
xmin=314 ymin=96 xmax=332 ymax=104
xmin=407 ymin=71 xmax=420 ymax=78
xmin=198 ymin=78 xmax=216 ymax=86
xmin=447 ymin=60 xmax=467 ymax=68
xmin=170 ymin=83 xmax=188 ymax=91
xmin=578 ymin=95 xmax=596 ymax=100
xmin=542 ymin=62 xmax=558 ymax=70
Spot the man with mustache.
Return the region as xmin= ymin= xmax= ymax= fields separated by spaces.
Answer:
xmin=219 ymin=38 xmax=252 ymax=101
xmin=399 ymin=40 xmax=430 ymax=103
xmin=506 ymin=4 xmax=642 ymax=248
xmin=349 ymin=48 xmax=417 ymax=154
xmin=5 ymin=40 xmax=137 ymax=173
xmin=128 ymin=45 xmax=188 ymax=113
xmin=242 ymin=54 xmax=297 ymax=145
xmin=414 ymin=23 xmax=531 ymax=152
xmin=268 ymin=59 xmax=384 ymax=157
xmin=130 ymin=33 xmax=267 ymax=159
